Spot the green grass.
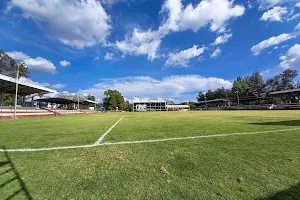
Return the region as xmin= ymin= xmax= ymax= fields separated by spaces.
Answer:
xmin=0 ymin=111 xmax=300 ymax=199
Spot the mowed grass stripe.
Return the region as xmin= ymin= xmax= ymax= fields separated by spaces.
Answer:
xmin=3 ymin=130 xmax=300 ymax=199
xmin=103 ymin=111 xmax=300 ymax=142
xmin=0 ymin=113 xmax=124 ymax=148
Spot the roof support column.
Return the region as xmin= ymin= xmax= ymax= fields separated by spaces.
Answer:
xmin=0 ymin=92 xmax=4 ymax=119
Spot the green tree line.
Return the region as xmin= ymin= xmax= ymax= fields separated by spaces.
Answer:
xmin=197 ymin=69 xmax=299 ymax=104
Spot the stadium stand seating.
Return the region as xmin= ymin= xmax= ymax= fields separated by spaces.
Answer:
xmin=0 ymin=107 xmax=54 ymax=119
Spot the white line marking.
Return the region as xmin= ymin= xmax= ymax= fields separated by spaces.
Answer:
xmin=102 ymin=127 xmax=300 ymax=145
xmin=0 ymin=127 xmax=299 ymax=153
xmin=94 ymin=116 xmax=124 ymax=145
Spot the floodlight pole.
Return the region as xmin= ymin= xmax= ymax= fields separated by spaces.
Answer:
xmin=235 ymin=91 xmax=240 ymax=106
xmin=204 ymin=96 xmax=207 ymax=108
xmin=13 ymin=64 xmax=21 ymax=119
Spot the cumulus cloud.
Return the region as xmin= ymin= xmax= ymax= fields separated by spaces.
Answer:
xmin=59 ymin=60 xmax=71 ymax=67
xmin=115 ymin=0 xmax=244 ymax=60
xmin=115 ymin=29 xmax=161 ymax=60
xmin=51 ymin=83 xmax=66 ymax=90
xmin=212 ymin=33 xmax=233 ymax=45
xmin=279 ymin=43 xmax=300 ymax=69
xmin=6 ymin=51 xmax=56 ymax=73
xmin=6 ymin=51 xmax=30 ymax=61
xmin=8 ymin=0 xmax=111 ymax=49
xmin=24 ymin=57 xmax=56 ymax=74
xmin=250 ymin=33 xmax=297 ymax=55
xmin=260 ymin=6 xmax=288 ymax=21
xmin=165 ymin=45 xmax=205 ymax=67
xmin=81 ymin=75 xmax=232 ymax=101
xmin=211 ymin=47 xmax=221 ymax=58
xmin=160 ymin=0 xmax=245 ymax=33
xmin=104 ymin=52 xmax=114 ymax=60
xmin=94 ymin=56 xmax=100 ymax=61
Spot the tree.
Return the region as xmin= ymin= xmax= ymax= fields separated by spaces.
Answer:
xmin=103 ymin=90 xmax=125 ymax=110
xmin=197 ymin=91 xmax=205 ymax=102
xmin=249 ymin=71 xmax=265 ymax=97
xmin=124 ymin=101 xmax=133 ymax=111
xmin=206 ymin=89 xmax=215 ymax=100
xmin=87 ymin=95 xmax=96 ymax=101
xmin=232 ymin=79 xmax=250 ymax=98
xmin=266 ymin=69 xmax=298 ymax=91
xmin=214 ymin=87 xmax=227 ymax=99
xmin=0 ymin=50 xmax=29 ymax=78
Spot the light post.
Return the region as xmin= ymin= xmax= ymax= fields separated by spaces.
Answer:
xmin=14 ymin=63 xmax=27 ymax=119
xmin=204 ymin=96 xmax=207 ymax=108
xmin=77 ymin=89 xmax=81 ymax=110
xmin=235 ymin=91 xmax=240 ymax=106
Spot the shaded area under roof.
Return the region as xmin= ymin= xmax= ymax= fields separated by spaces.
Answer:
xmin=0 ymin=74 xmax=57 ymax=95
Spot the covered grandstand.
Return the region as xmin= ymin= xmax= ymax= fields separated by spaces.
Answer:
xmin=0 ymin=74 xmax=98 ymax=119
xmin=0 ymin=74 xmax=57 ymax=119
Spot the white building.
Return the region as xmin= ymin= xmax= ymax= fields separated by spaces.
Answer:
xmin=133 ymin=100 xmax=190 ymax=112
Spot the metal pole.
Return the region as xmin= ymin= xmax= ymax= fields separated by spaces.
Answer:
xmin=204 ymin=96 xmax=207 ymax=108
xmin=0 ymin=92 xmax=4 ymax=119
xmin=235 ymin=91 xmax=240 ymax=106
xmin=13 ymin=65 xmax=20 ymax=119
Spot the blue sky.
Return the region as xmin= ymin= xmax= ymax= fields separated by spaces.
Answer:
xmin=1 ymin=0 xmax=300 ymax=102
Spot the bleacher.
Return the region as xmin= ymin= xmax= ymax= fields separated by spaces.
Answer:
xmin=0 ymin=107 xmax=55 ymax=119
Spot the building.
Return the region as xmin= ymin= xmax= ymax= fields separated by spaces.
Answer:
xmin=133 ymin=100 xmax=190 ymax=112
xmin=133 ymin=100 xmax=167 ymax=112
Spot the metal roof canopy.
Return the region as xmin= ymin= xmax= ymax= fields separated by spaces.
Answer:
xmin=36 ymin=98 xmax=75 ymax=104
xmin=36 ymin=98 xmax=97 ymax=105
xmin=0 ymin=74 xmax=57 ymax=95
xmin=197 ymin=98 xmax=230 ymax=104
xmin=270 ymin=88 xmax=300 ymax=95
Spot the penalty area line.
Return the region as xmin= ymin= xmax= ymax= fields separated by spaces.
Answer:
xmin=1 ymin=127 xmax=299 ymax=153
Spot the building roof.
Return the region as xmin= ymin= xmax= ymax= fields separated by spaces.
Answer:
xmin=133 ymin=100 xmax=166 ymax=103
xmin=0 ymin=74 xmax=57 ymax=95
xmin=36 ymin=97 xmax=97 ymax=105
xmin=270 ymin=88 xmax=300 ymax=95
xmin=197 ymin=98 xmax=230 ymax=104
xmin=166 ymin=105 xmax=190 ymax=108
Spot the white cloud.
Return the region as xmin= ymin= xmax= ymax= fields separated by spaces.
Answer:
xmin=260 ymin=6 xmax=288 ymax=21
xmin=295 ymin=22 xmax=300 ymax=30
xmin=94 ymin=56 xmax=100 ymax=61
xmin=104 ymin=52 xmax=114 ymax=60
xmin=212 ymin=33 xmax=233 ymax=45
xmin=115 ymin=0 xmax=244 ymax=60
xmin=9 ymin=0 xmax=111 ymax=49
xmin=165 ymin=45 xmax=205 ymax=67
xmin=23 ymin=57 xmax=56 ymax=74
xmin=258 ymin=0 xmax=298 ymax=9
xmin=211 ymin=47 xmax=221 ymax=58
xmin=296 ymin=2 xmax=300 ymax=7
xmin=160 ymin=0 xmax=245 ymax=33
xmin=51 ymin=83 xmax=66 ymax=90
xmin=6 ymin=51 xmax=30 ymax=61
xmin=81 ymin=75 xmax=232 ymax=101
xmin=100 ymin=0 xmax=127 ymax=6
xmin=250 ymin=33 xmax=296 ymax=55
xmin=115 ymin=29 xmax=161 ymax=60
xmin=6 ymin=51 xmax=56 ymax=73
xmin=279 ymin=43 xmax=300 ymax=69
xmin=59 ymin=60 xmax=71 ymax=67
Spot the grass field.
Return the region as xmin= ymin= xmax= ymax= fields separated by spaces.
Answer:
xmin=0 ymin=111 xmax=300 ymax=199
